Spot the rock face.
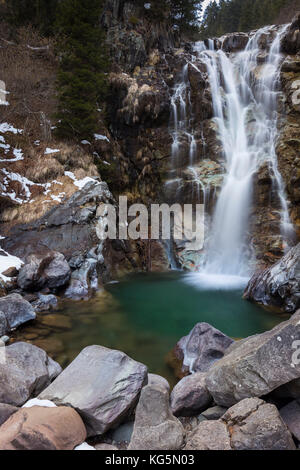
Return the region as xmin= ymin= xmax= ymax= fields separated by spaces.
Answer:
xmin=0 ymin=406 xmax=86 ymax=450
xmin=39 ymin=345 xmax=148 ymax=436
xmin=244 ymin=243 xmax=300 ymax=313
xmin=170 ymin=323 xmax=234 ymax=377
xmin=0 ymin=293 xmax=36 ymax=335
xmin=206 ymin=311 xmax=300 ymax=407
xmin=170 ymin=372 xmax=212 ymax=417
xmin=222 ymin=398 xmax=295 ymax=450
xmin=0 ymin=342 xmax=61 ymax=406
xmin=17 ymin=250 xmax=71 ymax=292
xmin=128 ymin=384 xmax=185 ymax=450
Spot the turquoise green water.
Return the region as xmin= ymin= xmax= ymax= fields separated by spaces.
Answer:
xmin=17 ymin=272 xmax=286 ymax=383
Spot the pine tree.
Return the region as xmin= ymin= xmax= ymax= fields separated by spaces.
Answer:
xmin=6 ymin=0 xmax=58 ymax=35
xmin=55 ymin=0 xmax=109 ymax=140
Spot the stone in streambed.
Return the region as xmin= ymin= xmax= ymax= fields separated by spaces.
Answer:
xmin=206 ymin=310 xmax=300 ymax=407
xmin=169 ymin=322 xmax=234 ymax=378
xmin=39 ymin=345 xmax=148 ymax=436
xmin=0 ymin=342 xmax=61 ymax=406
xmin=170 ymin=372 xmax=212 ymax=417
xmin=128 ymin=384 xmax=184 ymax=450
xmin=201 ymin=405 xmax=227 ymax=420
xmin=0 ymin=406 xmax=86 ymax=450
xmin=184 ymin=420 xmax=231 ymax=450
xmin=32 ymin=293 xmax=58 ymax=312
xmin=148 ymin=373 xmax=170 ymax=391
xmin=222 ymin=398 xmax=296 ymax=450
xmin=0 ymin=293 xmax=36 ymax=335
xmin=280 ymin=400 xmax=300 ymax=441
xmin=40 ymin=314 xmax=71 ymax=330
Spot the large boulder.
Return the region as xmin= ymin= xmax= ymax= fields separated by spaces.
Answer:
xmin=244 ymin=243 xmax=300 ymax=313
xmin=221 ymin=32 xmax=249 ymax=52
xmin=170 ymin=323 xmax=234 ymax=377
xmin=222 ymin=398 xmax=295 ymax=450
xmin=39 ymin=345 xmax=148 ymax=436
xmin=17 ymin=250 xmax=71 ymax=292
xmin=0 ymin=293 xmax=36 ymax=335
xmin=170 ymin=372 xmax=212 ymax=417
xmin=184 ymin=398 xmax=295 ymax=450
xmin=128 ymin=384 xmax=185 ymax=450
xmin=206 ymin=311 xmax=300 ymax=407
xmin=0 ymin=342 xmax=61 ymax=407
xmin=0 ymin=406 xmax=86 ymax=450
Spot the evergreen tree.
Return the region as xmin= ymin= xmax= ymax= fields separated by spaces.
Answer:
xmin=6 ymin=0 xmax=58 ymax=35
xmin=55 ymin=0 xmax=109 ymax=140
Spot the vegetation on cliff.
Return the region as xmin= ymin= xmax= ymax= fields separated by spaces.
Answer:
xmin=201 ymin=0 xmax=300 ymax=38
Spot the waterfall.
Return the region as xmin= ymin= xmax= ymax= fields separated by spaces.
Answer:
xmin=193 ymin=25 xmax=295 ymax=278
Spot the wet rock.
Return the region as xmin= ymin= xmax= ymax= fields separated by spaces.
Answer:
xmin=222 ymin=398 xmax=295 ymax=450
xmin=40 ymin=314 xmax=71 ymax=330
xmin=148 ymin=373 xmax=170 ymax=392
xmin=281 ymin=13 xmax=300 ymax=54
xmin=0 ymin=406 xmax=86 ymax=450
xmin=280 ymin=400 xmax=300 ymax=441
xmin=0 ymin=342 xmax=61 ymax=406
xmin=64 ymin=258 xmax=98 ymax=300
xmin=170 ymin=322 xmax=234 ymax=377
xmin=0 ymin=403 xmax=18 ymax=426
xmin=128 ymin=384 xmax=185 ymax=450
xmin=244 ymin=243 xmax=300 ymax=313
xmin=17 ymin=250 xmax=71 ymax=292
xmin=221 ymin=32 xmax=250 ymax=52
xmin=170 ymin=373 xmax=212 ymax=417
xmin=0 ymin=293 xmax=36 ymax=335
xmin=184 ymin=420 xmax=231 ymax=450
xmin=32 ymin=293 xmax=58 ymax=312
xmin=39 ymin=345 xmax=148 ymax=436
xmin=206 ymin=311 xmax=300 ymax=407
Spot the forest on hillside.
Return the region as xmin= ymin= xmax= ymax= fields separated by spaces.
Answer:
xmin=201 ymin=0 xmax=300 ymax=38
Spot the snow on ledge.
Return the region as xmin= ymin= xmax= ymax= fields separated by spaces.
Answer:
xmin=0 ymin=246 xmax=23 ymax=282
xmin=64 ymin=171 xmax=99 ymax=190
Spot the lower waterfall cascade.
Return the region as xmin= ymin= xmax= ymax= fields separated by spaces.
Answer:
xmin=169 ymin=24 xmax=296 ymax=282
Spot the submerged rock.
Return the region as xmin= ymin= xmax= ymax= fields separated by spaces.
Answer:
xmin=0 ymin=406 xmax=86 ymax=450
xmin=244 ymin=243 xmax=300 ymax=313
xmin=39 ymin=345 xmax=148 ymax=436
xmin=169 ymin=322 xmax=234 ymax=378
xmin=128 ymin=384 xmax=185 ymax=450
xmin=0 ymin=342 xmax=61 ymax=406
xmin=206 ymin=311 xmax=300 ymax=407
xmin=170 ymin=372 xmax=212 ymax=417
xmin=0 ymin=293 xmax=36 ymax=335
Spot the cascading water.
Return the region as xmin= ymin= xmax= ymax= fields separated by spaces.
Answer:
xmin=192 ymin=25 xmax=295 ymax=279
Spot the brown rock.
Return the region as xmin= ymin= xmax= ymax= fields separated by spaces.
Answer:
xmin=0 ymin=406 xmax=86 ymax=450
xmin=184 ymin=420 xmax=231 ymax=450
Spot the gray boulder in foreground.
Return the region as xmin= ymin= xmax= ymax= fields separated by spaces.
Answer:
xmin=184 ymin=398 xmax=295 ymax=450
xmin=280 ymin=400 xmax=300 ymax=441
xmin=244 ymin=242 xmax=300 ymax=313
xmin=0 ymin=342 xmax=61 ymax=406
xmin=0 ymin=293 xmax=36 ymax=335
xmin=206 ymin=310 xmax=300 ymax=407
xmin=128 ymin=384 xmax=185 ymax=450
xmin=39 ymin=345 xmax=148 ymax=436
xmin=170 ymin=372 xmax=212 ymax=417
